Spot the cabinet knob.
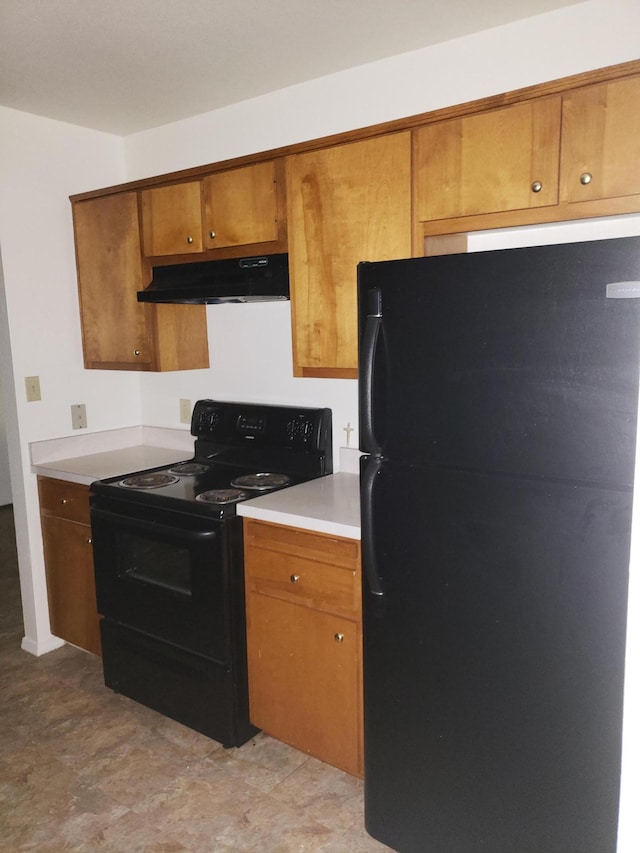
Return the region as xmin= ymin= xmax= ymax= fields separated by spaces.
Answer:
xmin=290 ymin=574 xmax=300 ymax=584
xmin=580 ymin=172 xmax=593 ymax=185
xmin=208 ymin=231 xmax=216 ymax=240
xmin=60 ymin=498 xmax=68 ymax=505
xmin=531 ymin=181 xmax=543 ymax=193
xmin=86 ymin=538 xmax=92 ymax=545
xmin=334 ymin=633 xmax=345 ymax=643
xmin=186 ymin=236 xmax=194 ymax=244
xmin=133 ymin=349 xmax=141 ymax=356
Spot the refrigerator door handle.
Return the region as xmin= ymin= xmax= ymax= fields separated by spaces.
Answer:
xmin=359 ymin=288 xmax=383 ymax=455
xmin=361 ymin=455 xmax=384 ymax=598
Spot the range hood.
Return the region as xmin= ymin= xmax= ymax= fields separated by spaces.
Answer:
xmin=137 ymin=253 xmax=289 ymax=304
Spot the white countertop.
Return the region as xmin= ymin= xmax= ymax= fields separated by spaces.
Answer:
xmin=30 ymin=428 xmax=362 ymax=538
xmin=30 ymin=426 xmax=193 ymax=486
xmin=237 ymin=472 xmax=361 ymax=540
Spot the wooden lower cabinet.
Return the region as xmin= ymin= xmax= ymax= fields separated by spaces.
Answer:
xmin=243 ymin=519 xmax=363 ymax=776
xmin=38 ymin=477 xmax=101 ymax=656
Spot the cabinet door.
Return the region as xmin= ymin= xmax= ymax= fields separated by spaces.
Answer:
xmin=73 ymin=193 xmax=152 ymax=369
xmin=141 ymin=181 xmax=203 ymax=256
xmin=560 ymin=76 xmax=640 ymax=205
xmin=41 ymin=515 xmax=101 ymax=656
xmin=414 ymin=97 xmax=561 ymax=222
xmin=287 ymin=132 xmax=411 ymax=378
xmin=246 ymin=593 xmax=362 ymax=776
xmin=202 ymin=161 xmax=280 ymax=249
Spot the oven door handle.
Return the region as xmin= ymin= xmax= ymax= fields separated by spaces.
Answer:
xmin=91 ymin=505 xmax=218 ymax=542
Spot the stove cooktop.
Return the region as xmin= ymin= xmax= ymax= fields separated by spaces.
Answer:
xmin=92 ymin=459 xmax=310 ymax=518
xmin=90 ymin=399 xmax=333 ymax=519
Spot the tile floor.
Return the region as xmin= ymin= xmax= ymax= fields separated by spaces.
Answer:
xmin=0 ymin=505 xmax=391 ymax=852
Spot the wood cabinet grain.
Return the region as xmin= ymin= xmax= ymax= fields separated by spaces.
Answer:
xmin=414 ymin=97 xmax=561 ymax=221
xmin=415 ymin=71 xmax=640 ymax=239
xmin=244 ymin=519 xmax=363 ymax=776
xmin=141 ymin=160 xmax=284 ymax=258
xmin=286 ymin=132 xmax=411 ymax=378
xmin=38 ymin=477 xmax=101 ymax=656
xmin=72 ymin=191 xmax=209 ymax=371
xmin=73 ymin=192 xmax=152 ymax=369
xmin=560 ymin=75 xmax=640 ymax=207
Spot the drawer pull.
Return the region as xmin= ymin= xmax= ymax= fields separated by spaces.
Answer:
xmin=60 ymin=498 xmax=69 ymax=505
xmin=334 ymin=633 xmax=345 ymax=643
xmin=86 ymin=538 xmax=92 ymax=545
xmin=290 ymin=574 xmax=300 ymax=584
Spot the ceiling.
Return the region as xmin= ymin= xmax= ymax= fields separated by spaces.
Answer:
xmin=0 ymin=0 xmax=583 ymax=136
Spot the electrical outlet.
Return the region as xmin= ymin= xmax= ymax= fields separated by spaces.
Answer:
xmin=180 ymin=398 xmax=192 ymax=424
xmin=71 ymin=404 xmax=87 ymax=430
xmin=25 ymin=376 xmax=41 ymax=402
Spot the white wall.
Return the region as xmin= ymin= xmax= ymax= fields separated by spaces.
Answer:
xmin=0 ymin=106 xmax=142 ymax=653
xmin=0 ymin=252 xmax=13 ymax=506
xmin=124 ymin=0 xmax=640 ymax=177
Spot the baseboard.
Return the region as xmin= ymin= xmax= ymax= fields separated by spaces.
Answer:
xmin=21 ymin=634 xmax=66 ymax=656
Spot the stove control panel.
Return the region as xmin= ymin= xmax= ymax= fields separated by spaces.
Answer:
xmin=190 ymin=400 xmax=332 ymax=462
xmin=237 ymin=413 xmax=266 ymax=437
xmin=286 ymin=415 xmax=314 ymax=445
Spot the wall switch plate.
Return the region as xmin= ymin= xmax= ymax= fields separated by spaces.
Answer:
xmin=25 ymin=376 xmax=41 ymax=402
xmin=71 ymin=404 xmax=87 ymax=430
xmin=180 ymin=398 xmax=192 ymax=424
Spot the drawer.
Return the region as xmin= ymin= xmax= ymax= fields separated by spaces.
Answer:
xmin=38 ymin=476 xmax=91 ymax=525
xmin=244 ymin=519 xmax=360 ymax=569
xmin=244 ymin=520 xmax=361 ymax=619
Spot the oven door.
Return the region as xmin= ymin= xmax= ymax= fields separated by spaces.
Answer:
xmin=91 ymin=496 xmax=234 ymax=662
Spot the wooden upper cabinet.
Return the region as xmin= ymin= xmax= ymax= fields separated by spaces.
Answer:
xmin=414 ymin=97 xmax=562 ymax=223
xmin=73 ymin=192 xmax=152 ymax=369
xmin=141 ymin=160 xmax=283 ymax=258
xmin=141 ymin=181 xmax=203 ymax=256
xmin=202 ymin=161 xmax=280 ymax=249
xmin=560 ymin=76 xmax=640 ymax=206
xmin=72 ymin=191 xmax=209 ymax=372
xmin=287 ymin=132 xmax=411 ymax=378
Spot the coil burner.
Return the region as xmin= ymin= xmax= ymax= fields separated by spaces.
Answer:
xmin=195 ymin=489 xmax=248 ymax=505
xmin=168 ymin=462 xmax=211 ymax=476
xmin=230 ymin=472 xmax=292 ymax=491
xmin=119 ymin=473 xmax=180 ymax=489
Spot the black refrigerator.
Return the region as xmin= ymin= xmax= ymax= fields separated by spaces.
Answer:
xmin=358 ymin=236 xmax=640 ymax=853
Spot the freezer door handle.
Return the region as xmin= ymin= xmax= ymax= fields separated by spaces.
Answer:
xmin=359 ymin=288 xmax=383 ymax=455
xmin=361 ymin=456 xmax=384 ymax=598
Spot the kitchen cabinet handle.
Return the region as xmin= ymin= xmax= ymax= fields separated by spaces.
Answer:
xmin=86 ymin=538 xmax=92 ymax=545
xmin=531 ymin=181 xmax=542 ymax=193
xmin=208 ymin=231 xmax=216 ymax=240
xmin=580 ymin=172 xmax=593 ymax=185
xmin=290 ymin=574 xmax=300 ymax=584
xmin=133 ymin=349 xmax=141 ymax=356
xmin=334 ymin=633 xmax=344 ymax=643
xmin=60 ymin=498 xmax=69 ymax=505
xmin=186 ymin=236 xmax=194 ymax=244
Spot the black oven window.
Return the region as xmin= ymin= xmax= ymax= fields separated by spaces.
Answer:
xmin=117 ymin=532 xmax=192 ymax=597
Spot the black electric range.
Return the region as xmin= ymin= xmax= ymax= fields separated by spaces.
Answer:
xmin=89 ymin=400 xmax=332 ymax=746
